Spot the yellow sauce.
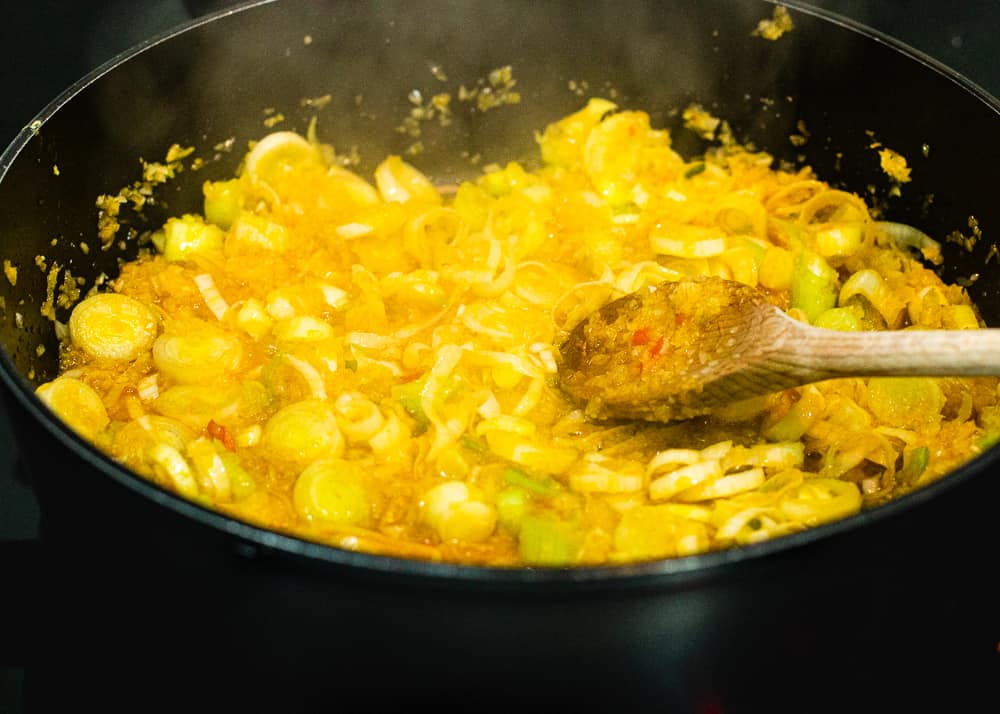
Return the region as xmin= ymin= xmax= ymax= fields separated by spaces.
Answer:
xmin=36 ymin=100 xmax=1000 ymax=567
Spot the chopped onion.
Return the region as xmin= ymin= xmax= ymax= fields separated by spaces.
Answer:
xmin=334 ymin=392 xmax=385 ymax=443
xmin=649 ymin=460 xmax=723 ymax=501
xmin=136 ymin=374 xmax=160 ymax=402
xmin=346 ymin=332 xmax=394 ymax=349
xmin=536 ymin=349 xmax=557 ymax=374
xmin=430 ymin=343 xmax=465 ymax=378
xmin=779 ymin=479 xmax=862 ymax=526
xmin=275 ymin=316 xmax=334 ymax=342
xmin=459 ymin=305 xmax=516 ymax=341
xmin=613 ymin=261 xmax=684 ymax=294
xmin=374 ymin=156 xmax=440 ymax=205
xmin=369 ymin=411 xmax=408 ymax=456
xmin=512 ymin=377 xmax=545 ymax=416
xmin=236 ymin=424 xmax=262 ymax=447
xmin=646 ymin=448 xmax=703 ymax=476
xmin=875 ymin=426 xmax=917 ymax=445
xmin=742 ymin=442 xmax=805 ymax=471
xmin=476 ymin=415 xmax=536 ymax=437
xmin=319 ymin=284 xmax=349 ymax=309
xmin=194 ymin=273 xmax=229 ymax=320
xmin=716 ymin=507 xmax=770 ymax=540
xmin=147 ymin=443 xmax=199 ymax=499
xmin=569 ymin=458 xmax=644 ymax=494
xmin=477 ymin=392 xmax=502 ymax=419
xmin=652 ymin=227 xmax=726 ymax=258
xmin=674 ymin=467 xmax=765 ymax=502
xmin=353 ymin=353 xmax=404 ymax=376
xmin=335 ymin=222 xmax=375 ymax=239
xmin=421 ymin=481 xmax=470 ymax=532
xmin=284 ymin=354 xmax=328 ymax=400
xmin=467 ymin=349 xmax=544 ymax=380
xmin=236 ymin=298 xmax=273 ymax=338
xmin=438 ymin=500 xmax=497 ymax=543
xmin=187 ymin=437 xmax=232 ymax=501
xmin=243 ymin=131 xmax=318 ymax=182
xmin=266 ymin=292 xmax=296 ymax=319
xmin=700 ymin=440 xmax=734 ymax=461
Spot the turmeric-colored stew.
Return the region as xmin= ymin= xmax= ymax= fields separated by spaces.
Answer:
xmin=36 ymin=99 xmax=1000 ymax=566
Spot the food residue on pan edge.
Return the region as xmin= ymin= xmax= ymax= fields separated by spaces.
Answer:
xmin=753 ymin=5 xmax=794 ymax=41
xmin=681 ymin=104 xmax=736 ymax=146
xmin=301 ymin=94 xmax=332 ymax=110
xmin=263 ymin=108 xmax=286 ymax=128
xmin=789 ymin=120 xmax=810 ymax=147
xmin=95 ymin=143 xmax=195 ymax=246
xmin=866 ymin=131 xmax=913 ymax=188
xmin=879 ymin=148 xmax=912 ymax=184
xmin=3 ymin=260 xmax=17 ymax=287
xmin=396 ymin=64 xmax=522 ymax=155
xmin=681 ymin=104 xmax=721 ymax=140
xmin=946 ymin=215 xmax=984 ymax=252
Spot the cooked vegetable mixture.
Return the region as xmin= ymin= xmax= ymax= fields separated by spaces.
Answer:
xmin=37 ymin=98 xmax=1000 ymax=566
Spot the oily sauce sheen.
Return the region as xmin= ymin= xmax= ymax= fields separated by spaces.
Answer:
xmin=35 ymin=101 xmax=1000 ymax=566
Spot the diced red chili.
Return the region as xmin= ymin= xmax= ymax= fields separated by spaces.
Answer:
xmin=631 ymin=327 xmax=651 ymax=346
xmin=207 ymin=419 xmax=237 ymax=452
xmin=649 ymin=337 xmax=666 ymax=358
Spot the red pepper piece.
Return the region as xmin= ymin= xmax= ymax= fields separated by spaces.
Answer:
xmin=207 ymin=419 xmax=237 ymax=452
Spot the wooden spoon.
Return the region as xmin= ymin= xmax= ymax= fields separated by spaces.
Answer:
xmin=556 ymin=275 xmax=1000 ymax=422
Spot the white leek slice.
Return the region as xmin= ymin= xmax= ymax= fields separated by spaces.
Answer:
xmin=193 ymin=273 xmax=229 ymax=320
xmin=69 ymin=293 xmax=158 ymax=361
xmin=649 ymin=460 xmax=722 ymax=501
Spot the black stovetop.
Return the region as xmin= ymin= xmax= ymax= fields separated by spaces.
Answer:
xmin=2 ymin=1 xmax=1000 ymax=711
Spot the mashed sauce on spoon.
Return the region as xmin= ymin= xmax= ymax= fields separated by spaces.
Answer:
xmin=558 ymin=276 xmax=1000 ymax=422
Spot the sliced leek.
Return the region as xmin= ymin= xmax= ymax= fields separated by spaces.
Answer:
xmin=261 ymin=399 xmax=344 ymax=466
xmin=69 ymin=293 xmax=158 ymax=361
xmin=36 ymin=377 xmax=109 ymax=440
xmin=293 ymin=458 xmax=370 ymax=526
xmin=152 ymin=321 xmax=242 ymax=385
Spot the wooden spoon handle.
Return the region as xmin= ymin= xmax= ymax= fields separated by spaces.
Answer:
xmin=784 ymin=320 xmax=1000 ymax=379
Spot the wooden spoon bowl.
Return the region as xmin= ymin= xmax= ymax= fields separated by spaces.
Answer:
xmin=557 ymin=276 xmax=1000 ymax=422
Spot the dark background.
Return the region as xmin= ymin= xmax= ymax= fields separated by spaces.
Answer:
xmin=1 ymin=1 xmax=999 ymax=710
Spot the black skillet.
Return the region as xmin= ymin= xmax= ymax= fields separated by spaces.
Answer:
xmin=1 ymin=1 xmax=999 ymax=710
